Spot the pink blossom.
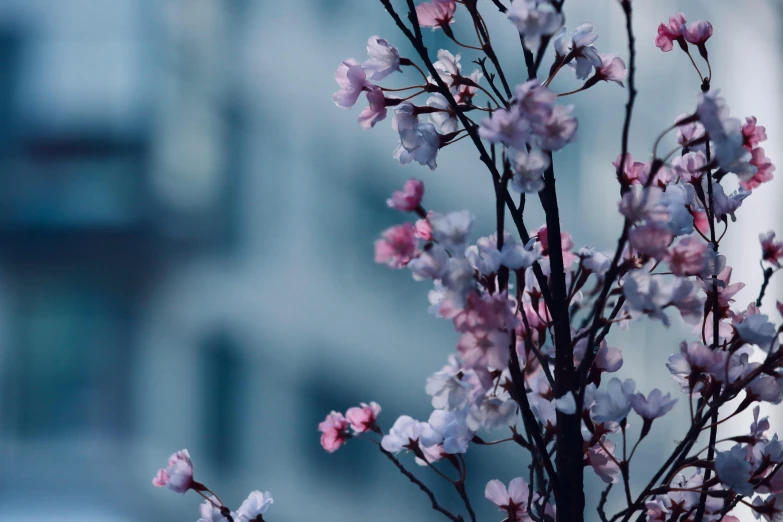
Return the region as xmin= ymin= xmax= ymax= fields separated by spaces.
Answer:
xmin=237 ymin=491 xmax=273 ymax=522
xmin=452 ymin=291 xmax=519 ymax=333
xmin=682 ymin=20 xmax=713 ymax=46
xmin=416 ymin=0 xmax=456 ymax=30
xmin=427 ymin=94 xmax=458 ymax=134
xmin=510 ymin=148 xmax=548 ymax=193
xmin=735 ymin=314 xmax=777 ymax=349
xmin=532 ymin=103 xmax=578 ymax=151
xmin=639 ymin=160 xmax=674 ymax=188
xmin=387 ymin=179 xmax=425 ymax=212
xmin=362 ymin=36 xmax=401 ymax=81
xmin=430 ymin=210 xmax=474 ymax=251
xmin=630 ymin=389 xmax=677 ymax=421
xmin=478 ymin=106 xmax=531 ymax=149
xmin=675 ymin=112 xmax=705 ymax=148
xmin=426 ymin=355 xmax=485 ymax=411
xmin=692 ymin=209 xmax=709 ymax=236
xmin=702 ymin=266 xmax=745 ymax=309
xmin=333 ymin=59 xmax=369 ymax=109
xmin=629 ymin=223 xmax=673 ymax=261
xmin=318 ymin=411 xmax=350 ymax=453
xmin=152 ymin=449 xmax=195 ymax=493
xmin=715 ymin=445 xmax=753 ymax=495
xmin=618 ymin=186 xmax=664 ymax=223
xmin=514 ymin=79 xmax=557 ymax=119
xmin=742 ymin=116 xmax=767 ymax=150
xmin=670 ymin=151 xmax=708 ymax=183
xmin=761 ymin=232 xmax=783 ymax=268
xmin=345 ymin=402 xmax=382 ymax=433
xmin=569 ymin=23 xmax=602 ymax=79
xmin=613 ymin=153 xmax=646 ymax=185
xmin=410 ymin=244 xmax=447 ymax=281
xmin=393 ymin=103 xmax=442 ymax=170
xmin=595 ymin=53 xmax=627 ymax=86
xmin=742 ymin=146 xmax=775 ymax=190
xmin=485 ymin=478 xmax=533 ymax=521
xmin=587 ymin=438 xmax=622 ymax=483
xmin=357 ymin=86 xmax=387 ymax=129
xmin=431 ymin=50 xmax=462 ymax=90
xmin=591 ymin=377 xmax=635 ymax=423
xmin=199 ymin=496 xmax=233 ymax=522
xmin=655 ymin=13 xmax=687 ymax=52
xmin=573 ymin=332 xmax=623 ymax=376
xmin=536 ymin=225 xmax=578 ymax=267
xmin=667 ymin=341 xmax=725 ymax=388
xmin=454 ymin=69 xmax=483 ymax=105
xmin=508 ymin=0 xmax=563 ymax=54
xmin=427 ymin=409 xmax=474 ymax=453
xmin=415 ymin=217 xmax=433 ymax=241
xmin=375 ymin=223 xmax=418 ymax=268
xmin=552 ymin=24 xmax=602 ymax=80
xmin=666 ymin=236 xmax=707 ymax=276
xmin=457 ymin=328 xmax=511 ymax=371
xmin=381 ymin=415 xmax=442 ymax=453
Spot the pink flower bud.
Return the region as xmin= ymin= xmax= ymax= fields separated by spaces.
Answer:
xmin=152 ymin=449 xmax=194 ymax=494
xmin=387 ymin=179 xmax=424 ymax=212
xmin=345 ymin=402 xmax=382 ymax=433
xmin=318 ymin=412 xmax=350 ymax=453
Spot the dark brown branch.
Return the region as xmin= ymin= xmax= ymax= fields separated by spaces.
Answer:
xmin=694 ymin=87 xmax=719 ymax=522
xmin=508 ymin=334 xmax=560 ymax=493
xmin=463 ymin=0 xmax=512 ymax=99
xmin=615 ymin=0 xmax=638 ymax=196
xmin=378 ymin=445 xmax=464 ymax=522
xmin=598 ymin=483 xmax=613 ymax=522
xmin=756 ymin=266 xmax=775 ymax=307
xmin=538 ymin=157 xmax=583 ymax=522
xmin=474 ymin=58 xmax=508 ymax=107
xmin=455 ymin=480 xmax=477 ymax=522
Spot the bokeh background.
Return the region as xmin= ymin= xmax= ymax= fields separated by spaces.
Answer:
xmin=0 ymin=1 xmax=780 ymax=521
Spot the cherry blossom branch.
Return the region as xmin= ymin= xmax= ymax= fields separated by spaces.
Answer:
xmin=377 ymin=0 xmax=556 ymax=310
xmin=756 ymin=264 xmax=775 ymax=306
xmin=694 ymin=99 xmax=720 ymax=522
xmin=473 ymin=57 xmax=509 ymax=107
xmin=455 ymin=477 xmax=477 ymax=522
xmin=598 ymin=483 xmax=613 ymax=522
xmin=616 ymin=0 xmax=637 ymax=186
xmin=619 ymin=352 xmax=783 ymax=521
xmin=577 ymin=0 xmax=637 ymax=389
xmin=519 ymin=292 xmax=557 ymax=388
xmin=537 ymin=156 xmax=585 ymax=521
xmin=462 ymin=0 xmax=513 ymax=98
xmin=377 ymin=444 xmax=464 ymax=522
xmin=508 ymin=333 xmax=560 ymax=493
xmin=488 ymin=0 xmax=507 ymax=13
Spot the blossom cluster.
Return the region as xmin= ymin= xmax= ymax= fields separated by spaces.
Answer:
xmin=155 ymin=3 xmax=781 ymax=522
xmin=152 ymin=450 xmax=273 ymax=522
xmin=325 ymin=2 xmax=783 ymax=522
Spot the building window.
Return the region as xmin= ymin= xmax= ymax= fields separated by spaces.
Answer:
xmin=199 ymin=332 xmax=243 ymax=471
xmin=10 ymin=276 xmax=132 ymax=439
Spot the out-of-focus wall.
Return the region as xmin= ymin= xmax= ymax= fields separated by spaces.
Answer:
xmin=0 ymin=1 xmax=779 ymax=521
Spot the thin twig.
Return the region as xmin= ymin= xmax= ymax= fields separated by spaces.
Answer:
xmin=377 ymin=444 xmax=464 ymax=522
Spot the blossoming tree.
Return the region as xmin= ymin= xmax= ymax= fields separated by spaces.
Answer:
xmin=153 ymin=1 xmax=783 ymax=522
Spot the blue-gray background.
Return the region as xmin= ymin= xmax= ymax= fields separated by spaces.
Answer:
xmin=0 ymin=1 xmax=780 ymax=521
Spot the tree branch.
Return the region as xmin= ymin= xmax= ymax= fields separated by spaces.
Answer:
xmin=378 ymin=445 xmax=464 ymax=522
